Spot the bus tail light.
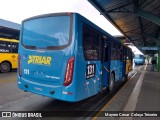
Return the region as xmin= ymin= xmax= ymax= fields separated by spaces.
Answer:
xmin=64 ymin=57 xmax=74 ymax=86
xmin=18 ymin=54 xmax=22 ymax=77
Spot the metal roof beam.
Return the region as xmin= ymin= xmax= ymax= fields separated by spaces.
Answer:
xmin=104 ymin=10 xmax=131 ymax=14
xmin=129 ymin=33 xmax=160 ymax=42
xmin=131 ymin=38 xmax=142 ymax=41
xmin=138 ymin=17 xmax=146 ymax=46
xmin=143 ymin=33 xmax=160 ymax=43
xmin=103 ymin=8 xmax=160 ymax=27
xmin=105 ymin=3 xmax=131 ymax=13
xmin=135 ymin=42 xmax=144 ymax=46
xmin=88 ymin=0 xmax=132 ymax=42
xmin=131 ymin=0 xmax=146 ymax=46
xmin=124 ymin=28 xmax=140 ymax=34
xmin=140 ymin=0 xmax=157 ymax=9
xmin=155 ymin=27 xmax=160 ymax=39
xmin=135 ymin=9 xmax=160 ymax=26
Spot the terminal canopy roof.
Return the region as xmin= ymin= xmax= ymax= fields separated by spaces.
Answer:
xmin=88 ymin=0 xmax=160 ymax=54
xmin=0 ymin=19 xmax=20 ymax=39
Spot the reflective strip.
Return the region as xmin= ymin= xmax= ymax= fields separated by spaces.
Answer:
xmin=62 ymin=91 xmax=68 ymax=94
xmin=104 ymin=66 xmax=109 ymax=72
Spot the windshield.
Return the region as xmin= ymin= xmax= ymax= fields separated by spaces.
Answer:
xmin=22 ymin=15 xmax=71 ymax=49
xmin=134 ymin=55 xmax=144 ymax=59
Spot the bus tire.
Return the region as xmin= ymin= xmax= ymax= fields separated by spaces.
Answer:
xmin=109 ymin=73 xmax=115 ymax=92
xmin=0 ymin=62 xmax=11 ymax=73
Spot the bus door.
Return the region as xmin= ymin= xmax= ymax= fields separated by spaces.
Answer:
xmin=122 ymin=47 xmax=127 ymax=78
xmin=119 ymin=45 xmax=124 ymax=79
xmin=101 ymin=36 xmax=110 ymax=91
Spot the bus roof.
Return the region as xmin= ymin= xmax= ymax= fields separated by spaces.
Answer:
xmin=76 ymin=13 xmax=122 ymax=45
xmin=0 ymin=37 xmax=19 ymax=43
xmin=22 ymin=12 xmax=74 ymax=23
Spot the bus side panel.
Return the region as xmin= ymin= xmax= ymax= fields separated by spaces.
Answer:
xmin=110 ymin=60 xmax=121 ymax=81
xmin=0 ymin=53 xmax=18 ymax=69
xmin=60 ymin=14 xmax=77 ymax=102
xmin=75 ymin=16 xmax=101 ymax=101
xmin=10 ymin=54 xmax=18 ymax=69
xmin=77 ymin=60 xmax=101 ymax=101
xmin=75 ymin=18 xmax=87 ymax=101
xmin=76 ymin=59 xmax=101 ymax=100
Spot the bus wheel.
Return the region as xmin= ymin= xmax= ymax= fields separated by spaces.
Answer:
xmin=0 ymin=62 xmax=11 ymax=73
xmin=109 ymin=73 xmax=115 ymax=92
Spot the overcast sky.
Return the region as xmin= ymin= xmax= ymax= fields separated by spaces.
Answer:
xmin=0 ymin=0 xmax=122 ymax=35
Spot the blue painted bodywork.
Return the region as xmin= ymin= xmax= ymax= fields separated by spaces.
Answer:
xmin=17 ymin=13 xmax=127 ymax=102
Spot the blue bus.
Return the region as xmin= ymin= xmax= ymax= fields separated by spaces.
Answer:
xmin=134 ymin=54 xmax=145 ymax=65
xmin=17 ymin=13 xmax=132 ymax=102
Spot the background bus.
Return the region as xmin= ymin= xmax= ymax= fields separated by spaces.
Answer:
xmin=134 ymin=54 xmax=145 ymax=65
xmin=0 ymin=38 xmax=19 ymax=72
xmin=17 ymin=13 xmax=133 ymax=102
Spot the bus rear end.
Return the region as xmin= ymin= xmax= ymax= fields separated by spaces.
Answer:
xmin=134 ymin=54 xmax=145 ymax=65
xmin=17 ymin=13 xmax=77 ymax=102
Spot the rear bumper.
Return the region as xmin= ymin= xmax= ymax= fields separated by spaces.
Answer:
xmin=18 ymin=76 xmax=62 ymax=99
xmin=17 ymin=76 xmax=77 ymax=102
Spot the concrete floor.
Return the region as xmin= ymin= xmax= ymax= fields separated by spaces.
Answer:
xmin=1 ymin=65 xmax=156 ymax=120
xmin=95 ymin=65 xmax=160 ymax=120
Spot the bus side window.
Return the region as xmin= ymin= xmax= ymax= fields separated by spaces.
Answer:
xmin=0 ymin=41 xmax=11 ymax=53
xmin=111 ymin=41 xmax=117 ymax=60
xmin=104 ymin=44 xmax=109 ymax=61
xmin=117 ymin=45 xmax=121 ymax=60
xmin=11 ymin=42 xmax=18 ymax=53
xmin=128 ymin=50 xmax=131 ymax=60
xmin=83 ymin=24 xmax=99 ymax=61
xmin=122 ymin=47 xmax=126 ymax=61
xmin=0 ymin=41 xmax=5 ymax=52
xmin=100 ymin=35 xmax=108 ymax=62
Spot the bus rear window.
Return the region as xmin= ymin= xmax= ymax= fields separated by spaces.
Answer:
xmin=22 ymin=15 xmax=71 ymax=49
